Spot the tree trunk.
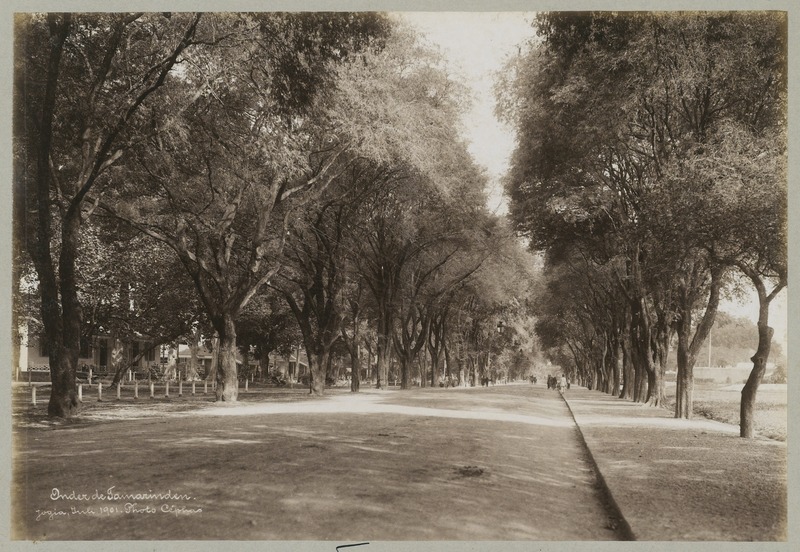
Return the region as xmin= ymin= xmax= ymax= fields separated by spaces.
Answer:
xmin=611 ymin=336 xmax=621 ymax=397
xmin=307 ymin=349 xmax=328 ymax=396
xmin=376 ymin=336 xmax=389 ymax=389
xmin=675 ymin=321 xmax=694 ymax=419
xmin=215 ymin=316 xmax=238 ymax=401
xmin=740 ymin=321 xmax=772 ymax=438
xmin=48 ymin=348 xmax=80 ymax=417
xmin=207 ymin=333 xmax=220 ymax=382
xmin=350 ymin=344 xmax=361 ymax=393
xmin=186 ymin=330 xmax=201 ymax=381
xmin=620 ymin=331 xmax=633 ymax=399
xmin=739 ymin=266 xmax=783 ymax=438
xmin=675 ymin=266 xmax=722 ymax=418
xmin=431 ymin=351 xmax=441 ymax=387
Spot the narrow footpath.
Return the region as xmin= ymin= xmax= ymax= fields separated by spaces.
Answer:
xmin=562 ymin=386 xmax=787 ymax=541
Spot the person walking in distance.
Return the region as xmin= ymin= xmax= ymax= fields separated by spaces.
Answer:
xmin=558 ymin=374 xmax=567 ymax=394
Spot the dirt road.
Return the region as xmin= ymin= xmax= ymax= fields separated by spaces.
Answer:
xmin=13 ymin=385 xmax=623 ymax=540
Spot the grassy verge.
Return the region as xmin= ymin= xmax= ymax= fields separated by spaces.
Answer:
xmin=664 ymin=382 xmax=787 ymax=441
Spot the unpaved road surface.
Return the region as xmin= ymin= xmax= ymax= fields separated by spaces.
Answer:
xmin=13 ymin=385 xmax=622 ymax=540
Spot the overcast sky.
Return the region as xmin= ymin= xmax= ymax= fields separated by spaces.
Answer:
xmin=397 ymin=12 xmax=536 ymax=214
xmin=397 ymin=11 xmax=788 ymax=354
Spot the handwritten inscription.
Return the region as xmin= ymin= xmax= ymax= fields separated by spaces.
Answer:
xmin=35 ymin=487 xmax=202 ymax=521
xmin=50 ymin=486 xmax=194 ymax=501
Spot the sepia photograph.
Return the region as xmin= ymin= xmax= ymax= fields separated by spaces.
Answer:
xmin=2 ymin=1 xmax=795 ymax=549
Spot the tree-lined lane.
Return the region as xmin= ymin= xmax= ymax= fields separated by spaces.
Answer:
xmin=13 ymin=386 xmax=621 ymax=540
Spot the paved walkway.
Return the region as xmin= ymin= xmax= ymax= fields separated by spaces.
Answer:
xmin=562 ymin=386 xmax=788 ymax=541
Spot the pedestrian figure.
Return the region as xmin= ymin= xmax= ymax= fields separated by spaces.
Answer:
xmin=558 ymin=374 xmax=567 ymax=393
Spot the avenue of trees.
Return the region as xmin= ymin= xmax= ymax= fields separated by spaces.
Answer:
xmin=500 ymin=12 xmax=787 ymax=437
xmin=13 ymin=12 xmax=539 ymax=417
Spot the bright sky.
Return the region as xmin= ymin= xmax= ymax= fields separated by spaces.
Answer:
xmin=397 ymin=12 xmax=536 ymax=214
xmin=397 ymin=11 xmax=788 ymax=353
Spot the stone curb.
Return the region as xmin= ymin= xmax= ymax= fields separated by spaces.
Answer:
xmin=560 ymin=391 xmax=636 ymax=541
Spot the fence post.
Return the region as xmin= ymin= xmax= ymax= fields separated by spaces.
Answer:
xmin=88 ymin=367 xmax=93 ymax=382
xmin=165 ymin=381 xmax=170 ymax=398
xmin=192 ymin=381 xmax=196 ymax=396
xmin=31 ymin=385 xmax=36 ymax=405
xmin=134 ymin=381 xmax=139 ymax=399
xmin=245 ymin=379 xmax=248 ymax=392
xmin=98 ymin=382 xmax=103 ymax=401
xmin=204 ymin=380 xmax=208 ymax=394
xmin=116 ymin=382 xmax=121 ymax=400
xmin=78 ymin=384 xmax=83 ymax=402
xmin=150 ymin=382 xmax=154 ymax=399
xmin=179 ymin=381 xmax=183 ymax=397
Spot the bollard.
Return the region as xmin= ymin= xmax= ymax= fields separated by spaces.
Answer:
xmin=98 ymin=382 xmax=103 ymax=401
xmin=192 ymin=381 xmax=196 ymax=396
xmin=116 ymin=382 xmax=121 ymax=400
xmin=78 ymin=384 xmax=83 ymax=402
xmin=150 ymin=382 xmax=154 ymax=399
xmin=134 ymin=381 xmax=139 ymax=399
xmin=165 ymin=381 xmax=170 ymax=398
xmin=179 ymin=381 xmax=183 ymax=397
xmin=245 ymin=379 xmax=248 ymax=392
xmin=31 ymin=385 xmax=36 ymax=405
xmin=88 ymin=367 xmax=93 ymax=381
xmin=204 ymin=381 xmax=208 ymax=394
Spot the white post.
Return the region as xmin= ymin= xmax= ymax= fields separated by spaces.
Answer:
xmin=116 ymin=382 xmax=121 ymax=400
xmin=178 ymin=381 xmax=183 ymax=397
xmin=192 ymin=381 xmax=196 ymax=396
xmin=150 ymin=382 xmax=154 ymax=399
xmin=204 ymin=380 xmax=208 ymax=394
xmin=134 ymin=381 xmax=139 ymax=399
xmin=245 ymin=379 xmax=249 ymax=392
xmin=78 ymin=384 xmax=83 ymax=402
xmin=31 ymin=385 xmax=36 ymax=405
xmin=165 ymin=381 xmax=170 ymax=398
xmin=98 ymin=382 xmax=103 ymax=401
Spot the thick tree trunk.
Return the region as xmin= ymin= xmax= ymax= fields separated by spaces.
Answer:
xmin=215 ymin=316 xmax=238 ymax=401
xmin=48 ymin=348 xmax=80 ymax=417
xmin=307 ymin=350 xmax=329 ymax=396
xmin=398 ymin=349 xmax=413 ymax=389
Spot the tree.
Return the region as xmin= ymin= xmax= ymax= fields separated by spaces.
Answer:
xmin=102 ymin=13 xmax=392 ymax=402
xmin=501 ymin=12 xmax=787 ymax=419
xmin=15 ymin=13 xmax=205 ymax=417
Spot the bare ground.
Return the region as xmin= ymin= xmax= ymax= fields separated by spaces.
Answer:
xmin=564 ymin=387 xmax=787 ymax=541
xmin=12 ymin=385 xmax=621 ymax=541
